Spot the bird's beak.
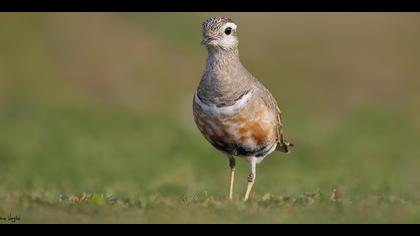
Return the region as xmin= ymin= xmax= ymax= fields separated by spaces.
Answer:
xmin=201 ymin=36 xmax=216 ymax=45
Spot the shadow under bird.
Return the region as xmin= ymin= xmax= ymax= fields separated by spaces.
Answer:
xmin=193 ymin=16 xmax=293 ymax=201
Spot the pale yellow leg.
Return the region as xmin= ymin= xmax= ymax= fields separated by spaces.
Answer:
xmin=228 ymin=157 xmax=236 ymax=201
xmin=243 ymin=157 xmax=257 ymax=201
xmin=244 ymin=173 xmax=256 ymax=201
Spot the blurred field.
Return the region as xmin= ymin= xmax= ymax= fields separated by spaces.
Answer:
xmin=1 ymin=13 xmax=420 ymax=223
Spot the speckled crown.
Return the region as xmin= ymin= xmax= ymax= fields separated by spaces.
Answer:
xmin=202 ymin=16 xmax=235 ymax=35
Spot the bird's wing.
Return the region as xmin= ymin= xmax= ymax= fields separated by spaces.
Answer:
xmin=240 ymin=66 xmax=293 ymax=152
xmin=253 ymin=78 xmax=293 ymax=153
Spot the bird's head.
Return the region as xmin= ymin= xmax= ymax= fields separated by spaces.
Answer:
xmin=201 ymin=16 xmax=238 ymax=50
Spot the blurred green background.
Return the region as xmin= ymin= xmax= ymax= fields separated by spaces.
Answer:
xmin=1 ymin=13 xmax=420 ymax=223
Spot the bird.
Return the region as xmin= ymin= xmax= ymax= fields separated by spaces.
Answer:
xmin=192 ymin=16 xmax=293 ymax=201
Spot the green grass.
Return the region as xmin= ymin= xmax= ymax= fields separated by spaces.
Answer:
xmin=1 ymin=13 xmax=420 ymax=223
xmin=3 ymin=190 xmax=420 ymax=223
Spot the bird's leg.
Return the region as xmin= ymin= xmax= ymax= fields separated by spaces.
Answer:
xmin=244 ymin=157 xmax=257 ymax=201
xmin=228 ymin=156 xmax=236 ymax=201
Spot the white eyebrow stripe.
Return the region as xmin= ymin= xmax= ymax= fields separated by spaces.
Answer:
xmin=224 ymin=22 xmax=237 ymax=30
xmin=194 ymin=90 xmax=253 ymax=116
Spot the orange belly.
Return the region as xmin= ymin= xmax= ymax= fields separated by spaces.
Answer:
xmin=193 ymin=96 xmax=278 ymax=157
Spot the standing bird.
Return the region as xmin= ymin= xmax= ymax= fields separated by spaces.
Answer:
xmin=193 ymin=16 xmax=293 ymax=201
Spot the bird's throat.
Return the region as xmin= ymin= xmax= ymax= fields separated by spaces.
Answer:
xmin=198 ymin=46 xmax=250 ymax=106
xmin=205 ymin=47 xmax=241 ymax=74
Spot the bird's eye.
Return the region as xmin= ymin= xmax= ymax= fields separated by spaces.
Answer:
xmin=224 ymin=27 xmax=232 ymax=35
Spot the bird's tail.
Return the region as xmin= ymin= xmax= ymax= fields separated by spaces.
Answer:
xmin=276 ymin=136 xmax=294 ymax=154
